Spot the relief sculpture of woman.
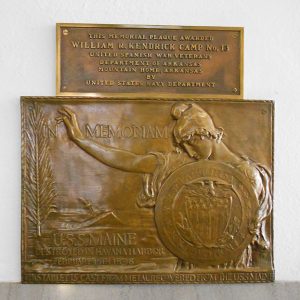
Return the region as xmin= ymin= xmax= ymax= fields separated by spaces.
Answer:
xmin=58 ymin=103 xmax=272 ymax=270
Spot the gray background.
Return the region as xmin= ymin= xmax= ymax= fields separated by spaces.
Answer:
xmin=1 ymin=283 xmax=300 ymax=300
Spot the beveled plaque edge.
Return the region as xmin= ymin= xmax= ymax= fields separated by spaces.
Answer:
xmin=56 ymin=23 xmax=244 ymax=99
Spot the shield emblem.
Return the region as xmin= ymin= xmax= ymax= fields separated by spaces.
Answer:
xmin=155 ymin=160 xmax=258 ymax=265
xmin=179 ymin=181 xmax=233 ymax=248
xmin=177 ymin=180 xmax=234 ymax=248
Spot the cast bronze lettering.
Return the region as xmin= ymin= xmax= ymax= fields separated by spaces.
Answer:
xmin=57 ymin=24 xmax=243 ymax=98
xmin=21 ymin=97 xmax=274 ymax=283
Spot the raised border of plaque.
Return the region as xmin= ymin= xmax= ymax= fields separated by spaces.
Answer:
xmin=56 ymin=24 xmax=244 ymax=99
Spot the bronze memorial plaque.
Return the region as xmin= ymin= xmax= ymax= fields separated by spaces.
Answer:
xmin=57 ymin=24 xmax=243 ymax=98
xmin=21 ymin=97 xmax=274 ymax=283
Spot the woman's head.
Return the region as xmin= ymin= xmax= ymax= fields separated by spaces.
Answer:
xmin=171 ymin=103 xmax=223 ymax=160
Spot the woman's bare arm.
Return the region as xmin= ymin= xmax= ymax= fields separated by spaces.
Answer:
xmin=58 ymin=108 xmax=157 ymax=174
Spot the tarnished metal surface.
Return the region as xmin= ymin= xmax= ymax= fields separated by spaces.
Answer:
xmin=21 ymin=97 xmax=273 ymax=283
xmin=57 ymin=24 xmax=243 ymax=98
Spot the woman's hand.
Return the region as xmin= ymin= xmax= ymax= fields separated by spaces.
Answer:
xmin=56 ymin=107 xmax=84 ymax=142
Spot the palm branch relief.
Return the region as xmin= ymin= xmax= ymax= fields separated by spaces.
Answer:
xmin=24 ymin=103 xmax=57 ymax=237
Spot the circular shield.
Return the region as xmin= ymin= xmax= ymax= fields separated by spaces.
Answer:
xmin=155 ymin=160 xmax=259 ymax=265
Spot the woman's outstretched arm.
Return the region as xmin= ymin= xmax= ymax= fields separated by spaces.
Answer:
xmin=58 ymin=108 xmax=157 ymax=174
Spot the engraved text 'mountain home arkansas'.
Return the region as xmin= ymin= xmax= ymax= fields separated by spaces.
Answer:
xmin=21 ymin=97 xmax=274 ymax=283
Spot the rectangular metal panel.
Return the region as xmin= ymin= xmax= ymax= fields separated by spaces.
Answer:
xmin=21 ymin=97 xmax=273 ymax=283
xmin=57 ymin=24 xmax=243 ymax=98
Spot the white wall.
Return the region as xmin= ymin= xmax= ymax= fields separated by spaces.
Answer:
xmin=0 ymin=0 xmax=299 ymax=282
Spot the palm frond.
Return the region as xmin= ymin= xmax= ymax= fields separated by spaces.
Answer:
xmin=24 ymin=103 xmax=57 ymax=237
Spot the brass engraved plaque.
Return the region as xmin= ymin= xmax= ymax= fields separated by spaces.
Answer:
xmin=21 ymin=97 xmax=274 ymax=283
xmin=57 ymin=24 xmax=243 ymax=98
